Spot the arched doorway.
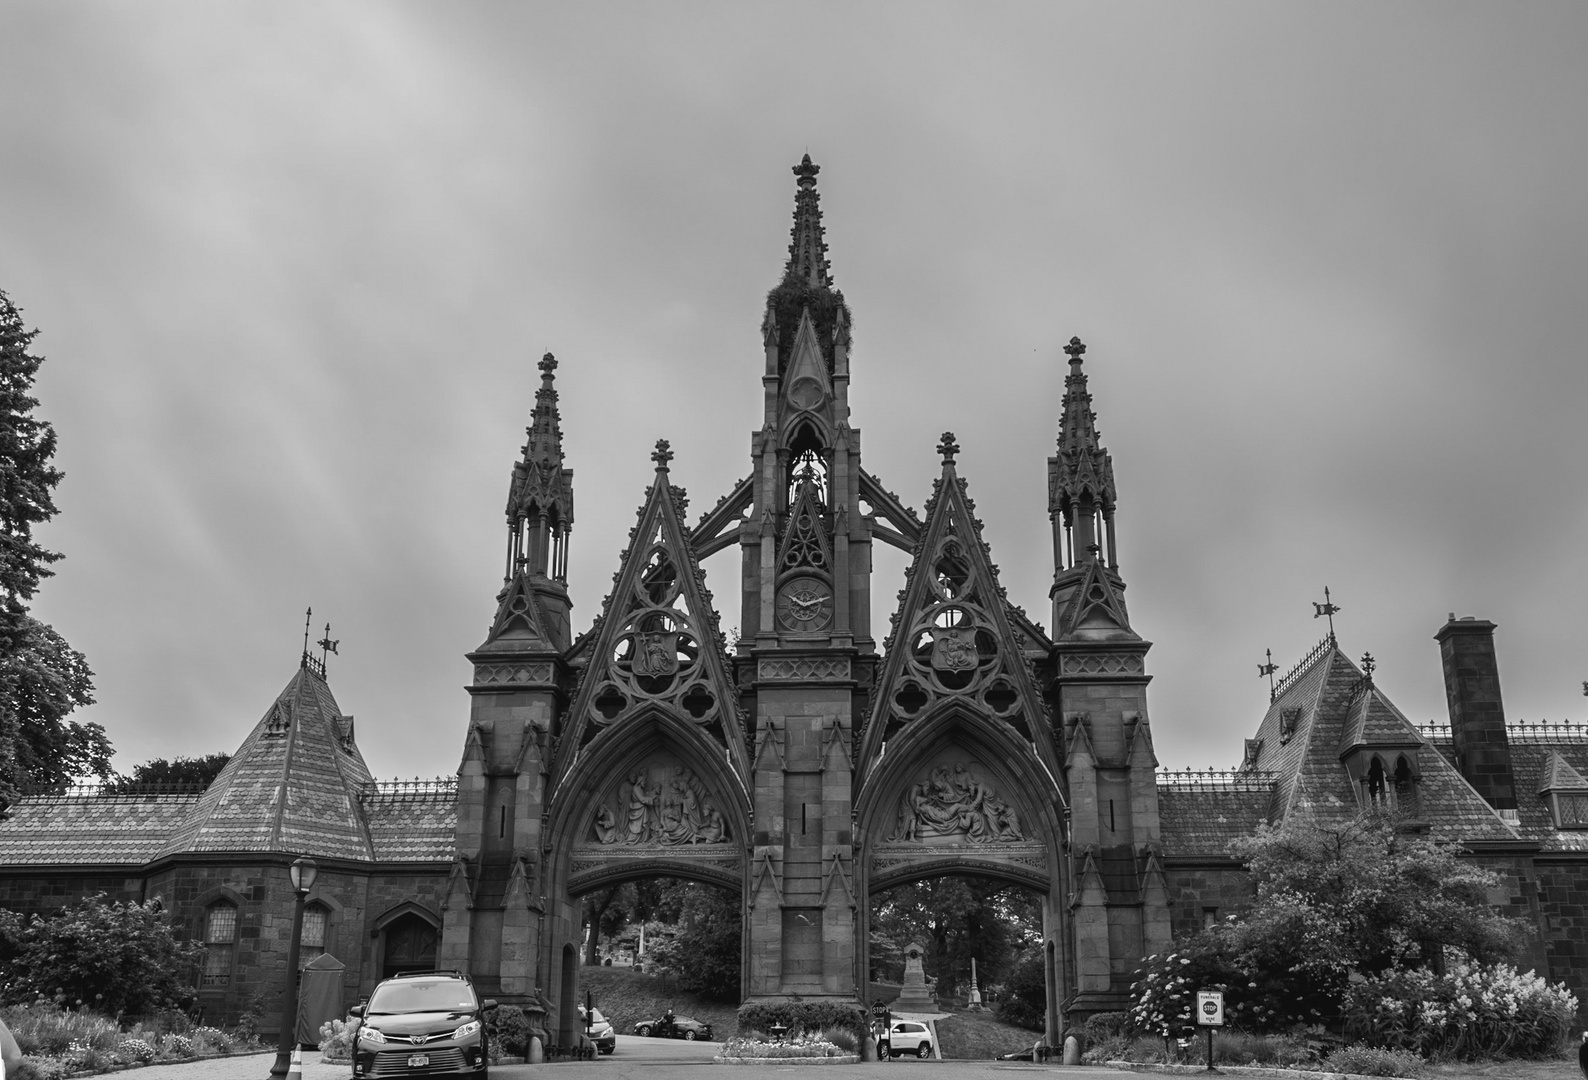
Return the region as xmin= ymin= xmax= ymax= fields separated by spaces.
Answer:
xmin=380 ymin=912 xmax=438 ymax=979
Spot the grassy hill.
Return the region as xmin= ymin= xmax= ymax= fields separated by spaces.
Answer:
xmin=935 ymin=1008 xmax=1044 ymax=1060
xmin=578 ymin=966 xmax=740 ymax=1039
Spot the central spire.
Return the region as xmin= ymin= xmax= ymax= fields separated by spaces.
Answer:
xmin=785 ymin=154 xmax=831 ymax=288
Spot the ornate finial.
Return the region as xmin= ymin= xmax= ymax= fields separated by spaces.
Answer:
xmin=793 ymin=154 xmax=820 ymax=188
xmin=1258 ymin=648 xmax=1278 ymax=702
xmin=1361 ymin=652 xmax=1376 ymax=680
xmin=301 ymin=607 xmax=312 ymax=667
xmin=937 ymin=432 xmax=960 ymax=463
xmin=539 ymin=352 xmax=557 ymax=375
xmin=1064 ymin=336 xmax=1086 ymax=361
xmin=1312 ymin=585 xmax=1341 ymax=640
xmin=651 ymin=439 xmax=674 ymax=470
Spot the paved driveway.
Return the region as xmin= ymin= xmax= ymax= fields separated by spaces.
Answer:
xmin=114 ymin=1044 xmax=1140 ymax=1079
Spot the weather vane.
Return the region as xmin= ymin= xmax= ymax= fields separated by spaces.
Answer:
xmin=1258 ymin=648 xmax=1277 ymax=701
xmin=1313 ymin=586 xmax=1341 ymax=640
xmin=317 ymin=624 xmax=340 ymax=673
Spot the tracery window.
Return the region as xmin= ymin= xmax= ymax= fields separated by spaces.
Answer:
xmin=1551 ymin=793 xmax=1588 ymax=829
xmin=202 ymin=902 xmax=237 ymax=986
xmin=300 ymin=903 xmax=328 ymax=968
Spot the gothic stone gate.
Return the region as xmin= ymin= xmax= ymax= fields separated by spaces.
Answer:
xmin=445 ymin=158 xmax=1168 ymax=1048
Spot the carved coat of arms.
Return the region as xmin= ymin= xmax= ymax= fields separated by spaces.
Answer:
xmin=930 ymin=627 xmax=978 ymax=671
xmin=631 ymin=632 xmax=679 ymax=677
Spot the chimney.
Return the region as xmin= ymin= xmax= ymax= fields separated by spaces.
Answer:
xmin=1434 ymin=616 xmax=1517 ymax=810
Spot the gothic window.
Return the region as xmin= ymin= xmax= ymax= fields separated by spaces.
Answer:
xmin=1366 ymin=757 xmax=1386 ymax=806
xmin=1392 ymin=755 xmax=1419 ymax=816
xmin=300 ymin=904 xmax=328 ymax=968
xmin=202 ymin=902 xmax=237 ymax=986
xmin=1551 ymin=793 xmax=1588 ymax=829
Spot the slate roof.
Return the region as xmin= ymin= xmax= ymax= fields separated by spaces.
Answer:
xmin=157 ymin=665 xmax=378 ymax=861
xmin=1210 ymin=641 xmax=1516 ymax=847
xmin=0 ymin=792 xmax=201 ymax=865
xmin=363 ymin=787 xmax=458 ymax=862
xmin=1157 ymin=786 xmax=1274 ymax=856
xmin=1425 ymin=730 xmax=1588 ymax=853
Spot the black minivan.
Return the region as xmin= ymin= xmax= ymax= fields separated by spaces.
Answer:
xmin=351 ymin=971 xmax=496 ymax=1077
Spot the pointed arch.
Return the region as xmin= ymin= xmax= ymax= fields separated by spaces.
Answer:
xmin=860 ymin=452 xmax=1059 ymax=780
xmin=855 ymin=704 xmax=1064 ymax=896
xmin=553 ymin=451 xmax=749 ymax=784
xmin=545 ymin=704 xmax=750 ymax=899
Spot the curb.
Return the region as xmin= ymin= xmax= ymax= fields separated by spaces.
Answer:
xmin=1108 ymin=1062 xmax=1396 ymax=1080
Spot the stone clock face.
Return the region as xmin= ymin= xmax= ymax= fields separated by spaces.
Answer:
xmin=777 ymin=576 xmax=833 ymax=633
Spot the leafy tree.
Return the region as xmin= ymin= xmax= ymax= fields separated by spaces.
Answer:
xmin=104 ymin=752 xmax=230 ymax=794
xmin=870 ymin=877 xmax=1037 ymax=998
xmin=1 ymin=893 xmax=203 ymax=1018
xmin=1227 ymin=809 xmax=1527 ymax=980
xmin=3 ymin=617 xmax=105 ymax=794
xmin=645 ymin=882 xmax=740 ymax=1002
xmin=995 ymin=947 xmax=1048 ymax=1032
xmin=0 ymin=290 xmax=100 ymax=804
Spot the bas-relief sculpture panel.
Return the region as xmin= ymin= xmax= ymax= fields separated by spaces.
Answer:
xmin=585 ymin=759 xmax=730 ymax=848
xmin=887 ymin=762 xmax=1024 ymax=845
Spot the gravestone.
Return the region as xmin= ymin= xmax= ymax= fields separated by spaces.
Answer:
xmin=893 ymin=941 xmax=938 ymax=1011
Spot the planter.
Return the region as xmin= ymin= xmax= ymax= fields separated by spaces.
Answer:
xmin=714 ymin=1054 xmax=861 ymax=1065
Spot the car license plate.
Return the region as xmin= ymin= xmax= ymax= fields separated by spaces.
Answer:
xmin=407 ymin=1053 xmax=428 ymax=1068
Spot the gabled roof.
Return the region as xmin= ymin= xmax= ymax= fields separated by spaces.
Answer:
xmin=1240 ymin=643 xmax=1514 ymax=844
xmin=552 ymin=442 xmax=748 ymax=786
xmin=156 ymin=665 xmax=377 ymax=861
xmin=858 ymin=435 xmax=1059 ymax=777
xmin=1537 ymin=748 xmax=1588 ymax=794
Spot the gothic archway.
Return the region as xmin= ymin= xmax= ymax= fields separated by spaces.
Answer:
xmin=541 ymin=705 xmax=751 ymax=1044
xmin=854 ymin=705 xmax=1067 ymax=1042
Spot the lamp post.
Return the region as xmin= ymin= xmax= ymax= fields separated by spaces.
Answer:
xmin=268 ymin=856 xmax=318 ymax=1079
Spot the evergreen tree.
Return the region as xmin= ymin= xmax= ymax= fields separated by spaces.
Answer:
xmin=0 ymin=289 xmax=103 ymax=804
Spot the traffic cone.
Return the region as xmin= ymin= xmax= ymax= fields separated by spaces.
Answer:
xmin=285 ymin=1046 xmax=303 ymax=1080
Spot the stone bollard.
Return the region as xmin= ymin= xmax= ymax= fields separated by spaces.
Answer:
xmin=528 ymin=1036 xmax=544 ymax=1063
xmin=1063 ymin=1036 xmax=1081 ymax=1065
xmin=861 ymin=1036 xmax=877 ymax=1062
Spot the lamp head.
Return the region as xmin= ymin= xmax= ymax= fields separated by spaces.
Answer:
xmin=289 ymin=856 xmax=318 ymax=895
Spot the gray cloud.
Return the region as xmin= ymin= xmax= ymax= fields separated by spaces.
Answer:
xmin=2 ymin=2 xmax=1584 ymax=779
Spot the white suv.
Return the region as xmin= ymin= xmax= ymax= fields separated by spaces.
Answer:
xmin=878 ymin=1020 xmax=933 ymax=1059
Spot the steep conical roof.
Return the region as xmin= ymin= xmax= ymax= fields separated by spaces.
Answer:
xmin=157 ymin=664 xmax=375 ymax=860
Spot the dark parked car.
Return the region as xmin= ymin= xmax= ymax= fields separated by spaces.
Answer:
xmin=632 ymin=1013 xmax=713 ymax=1040
xmin=350 ymin=970 xmax=496 ymax=1077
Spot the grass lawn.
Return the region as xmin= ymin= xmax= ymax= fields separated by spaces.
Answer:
xmin=933 ymin=1006 xmax=1043 ymax=1060
xmin=578 ymin=965 xmax=740 ymax=1038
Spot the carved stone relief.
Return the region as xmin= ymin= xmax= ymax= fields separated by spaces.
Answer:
xmin=887 ymin=763 xmax=1024 ymax=844
xmin=588 ymin=761 xmax=730 ymax=847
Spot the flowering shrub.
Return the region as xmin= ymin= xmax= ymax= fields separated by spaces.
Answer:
xmin=191 ymin=1025 xmax=235 ymax=1055
xmin=117 ymin=1037 xmax=157 ymax=1062
xmin=717 ymin=1030 xmax=852 ymax=1059
xmin=1343 ymin=958 xmax=1577 ymax=1060
xmin=319 ymin=1018 xmax=357 ymax=1061
xmin=161 ymin=1033 xmax=196 ymax=1057
xmin=1128 ymin=929 xmax=1335 ymax=1040
xmin=1322 ymin=1045 xmax=1426 ymax=1077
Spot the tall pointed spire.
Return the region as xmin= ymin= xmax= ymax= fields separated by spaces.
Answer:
xmin=785 ymin=154 xmax=831 ymax=288
xmin=505 ymin=352 xmax=575 ymax=581
xmin=1049 ymin=337 xmax=1118 ymax=571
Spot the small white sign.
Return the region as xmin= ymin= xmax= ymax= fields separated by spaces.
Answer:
xmin=1196 ymin=989 xmax=1225 ymax=1027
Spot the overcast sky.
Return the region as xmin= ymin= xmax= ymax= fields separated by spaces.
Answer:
xmin=2 ymin=2 xmax=1585 ymax=782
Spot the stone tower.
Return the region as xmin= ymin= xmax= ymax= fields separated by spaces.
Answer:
xmin=441 ymin=353 xmax=575 ymax=997
xmin=1047 ymin=337 xmax=1171 ymax=1018
xmin=736 ymin=154 xmax=875 ymax=1000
